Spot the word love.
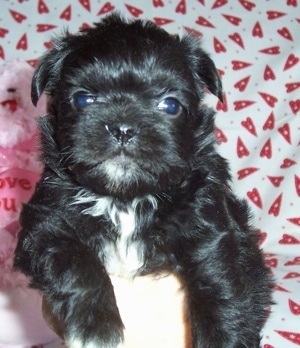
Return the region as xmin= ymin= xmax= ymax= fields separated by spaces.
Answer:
xmin=0 ymin=176 xmax=33 ymax=212
xmin=0 ymin=176 xmax=32 ymax=190
xmin=0 ymin=168 xmax=40 ymax=216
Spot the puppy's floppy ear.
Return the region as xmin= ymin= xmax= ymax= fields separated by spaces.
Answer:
xmin=197 ymin=52 xmax=223 ymax=102
xmin=31 ymin=38 xmax=70 ymax=106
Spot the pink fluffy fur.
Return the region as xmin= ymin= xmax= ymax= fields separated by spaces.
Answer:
xmin=0 ymin=60 xmax=46 ymax=289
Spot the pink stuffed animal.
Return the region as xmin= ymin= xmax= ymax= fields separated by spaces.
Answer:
xmin=0 ymin=60 xmax=59 ymax=348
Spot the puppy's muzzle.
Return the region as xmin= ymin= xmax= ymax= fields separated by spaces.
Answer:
xmin=105 ymin=124 xmax=137 ymax=146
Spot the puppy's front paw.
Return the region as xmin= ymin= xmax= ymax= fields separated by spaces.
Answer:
xmin=65 ymin=317 xmax=124 ymax=348
xmin=63 ymin=294 xmax=124 ymax=348
xmin=65 ymin=320 xmax=124 ymax=348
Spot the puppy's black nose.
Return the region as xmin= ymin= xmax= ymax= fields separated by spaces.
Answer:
xmin=105 ymin=124 xmax=137 ymax=146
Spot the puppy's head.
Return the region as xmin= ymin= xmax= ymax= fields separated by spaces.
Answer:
xmin=33 ymin=14 xmax=222 ymax=198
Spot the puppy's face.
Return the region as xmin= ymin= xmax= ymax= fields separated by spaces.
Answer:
xmin=32 ymin=15 xmax=222 ymax=198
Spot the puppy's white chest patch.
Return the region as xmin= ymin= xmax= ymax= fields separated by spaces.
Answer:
xmin=104 ymin=209 xmax=144 ymax=278
xmin=73 ymin=191 xmax=158 ymax=278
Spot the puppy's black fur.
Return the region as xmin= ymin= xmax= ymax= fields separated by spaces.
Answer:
xmin=14 ymin=14 xmax=272 ymax=348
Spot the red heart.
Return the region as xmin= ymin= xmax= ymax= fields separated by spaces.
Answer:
xmin=257 ymin=229 xmax=267 ymax=246
xmin=264 ymin=65 xmax=276 ymax=80
xmin=79 ymin=0 xmax=91 ymax=11
xmin=216 ymin=92 xmax=228 ymax=112
xmin=285 ymin=82 xmax=300 ymax=93
xmin=44 ymin=41 xmax=53 ymax=50
xmin=233 ymin=100 xmax=255 ymax=110
xmin=215 ymin=127 xmax=227 ymax=144
xmin=80 ymin=23 xmax=92 ymax=30
xmin=212 ymin=0 xmax=227 ymax=9
xmin=266 ymin=11 xmax=286 ymax=20
xmin=231 ymin=60 xmax=252 ymax=70
xmin=237 ymin=137 xmax=249 ymax=157
xmin=265 ymin=258 xmax=278 ymax=268
xmin=277 ymin=27 xmax=293 ymax=41
xmin=222 ymin=14 xmax=242 ymax=26
xmin=273 ymin=285 xmax=289 ymax=293
xmin=153 ymin=18 xmax=174 ymax=26
xmin=267 ymin=176 xmax=284 ymax=187
xmin=275 ymin=330 xmax=300 ymax=345
xmin=213 ymin=37 xmax=226 ymax=53
xmin=196 ymin=16 xmax=215 ymax=28
xmin=260 ymin=139 xmax=272 ymax=158
xmin=252 ymin=21 xmax=263 ymax=37
xmin=287 ymin=217 xmax=300 ymax=226
xmin=259 ymin=46 xmax=280 ymax=54
xmin=125 ymin=4 xmax=143 ymax=17
xmin=278 ymin=123 xmax=291 ymax=144
xmin=60 ymin=5 xmax=72 ymax=21
xmin=284 ymin=54 xmax=299 ymax=70
xmin=9 ymin=10 xmax=27 ymax=23
xmin=38 ymin=0 xmax=49 ymax=14
xmin=153 ymin=0 xmax=164 ymax=7
xmin=229 ymin=33 xmax=244 ymax=49
xmin=246 ymin=188 xmax=263 ymax=209
xmin=16 ymin=33 xmax=28 ymax=50
xmin=258 ymin=92 xmax=278 ymax=107
xmin=36 ymin=24 xmax=57 ymax=32
xmin=241 ymin=117 xmax=257 ymax=136
xmin=289 ymin=99 xmax=300 ymax=115
xmin=217 ymin=69 xmax=225 ymax=77
xmin=234 ymin=76 xmax=250 ymax=92
xmin=283 ymin=272 xmax=300 ymax=279
xmin=263 ymin=112 xmax=275 ymax=130
xmin=289 ymin=299 xmax=300 ymax=315
xmin=280 ymin=158 xmax=297 ymax=168
xmin=0 ymin=46 xmax=4 ymax=59
xmin=175 ymin=0 xmax=186 ymax=14
xmin=239 ymin=0 xmax=255 ymax=11
xmin=295 ymin=175 xmax=300 ymax=196
xmin=268 ymin=193 xmax=283 ymax=216
xmin=285 ymin=257 xmax=300 ymax=266
xmin=287 ymin=0 xmax=298 ymax=6
xmin=237 ymin=167 xmax=259 ymax=180
xmin=183 ymin=27 xmax=203 ymax=39
xmin=0 ymin=27 xmax=9 ymax=38
xmin=98 ymin=2 xmax=115 ymax=15
xmin=280 ymin=234 xmax=300 ymax=245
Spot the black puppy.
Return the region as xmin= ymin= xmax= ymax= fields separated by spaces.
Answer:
xmin=14 ymin=14 xmax=272 ymax=348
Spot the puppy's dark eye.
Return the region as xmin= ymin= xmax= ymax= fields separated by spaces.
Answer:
xmin=72 ymin=93 xmax=96 ymax=108
xmin=157 ymin=98 xmax=182 ymax=116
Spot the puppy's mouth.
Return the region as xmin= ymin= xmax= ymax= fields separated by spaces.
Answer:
xmin=110 ymin=152 xmax=134 ymax=166
xmin=101 ymin=152 xmax=137 ymax=173
xmin=68 ymin=141 xmax=186 ymax=197
xmin=101 ymin=152 xmax=141 ymax=180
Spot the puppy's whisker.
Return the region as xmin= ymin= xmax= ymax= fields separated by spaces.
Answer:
xmin=59 ymin=149 xmax=78 ymax=168
xmin=155 ymin=192 xmax=172 ymax=204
